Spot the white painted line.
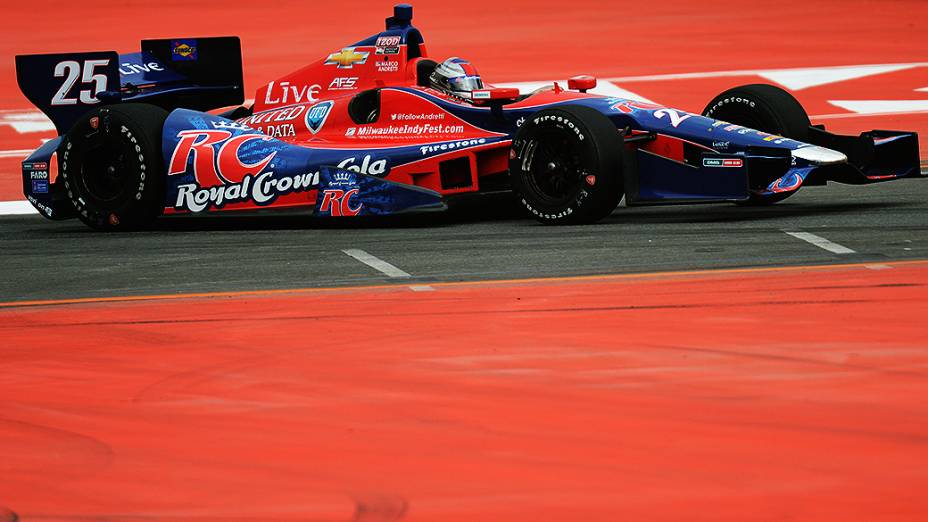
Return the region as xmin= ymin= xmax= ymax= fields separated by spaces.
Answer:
xmin=811 ymin=109 xmax=928 ymax=120
xmin=604 ymin=68 xmax=787 ymax=83
xmin=0 ymin=149 xmax=34 ymax=159
xmin=495 ymin=80 xmax=654 ymax=103
xmin=602 ymin=62 xmax=928 ymax=83
xmin=866 ymin=264 xmax=893 ymax=270
xmin=0 ymin=110 xmax=54 ymax=133
xmin=784 ymin=231 xmax=856 ymax=255
xmin=828 ymin=99 xmax=928 ymax=115
xmin=758 ymin=63 xmax=922 ymax=91
xmin=409 ymin=285 xmax=435 ymax=292
xmin=0 ymin=200 xmax=37 ymax=215
xmin=342 ymin=249 xmax=412 ymax=278
xmin=592 ymin=81 xmax=657 ymax=103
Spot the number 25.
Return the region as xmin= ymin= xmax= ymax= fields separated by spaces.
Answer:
xmin=51 ymin=59 xmax=110 ymax=106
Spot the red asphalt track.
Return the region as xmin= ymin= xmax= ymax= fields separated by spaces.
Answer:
xmin=2 ymin=1 xmax=928 ymax=519
xmin=2 ymin=261 xmax=928 ymax=520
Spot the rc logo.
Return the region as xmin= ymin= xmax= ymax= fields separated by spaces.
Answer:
xmin=167 ymin=129 xmax=318 ymax=212
xmin=319 ymin=189 xmax=362 ymax=216
xmin=305 ymin=101 xmax=334 ymax=134
xmin=169 ymin=130 xmax=276 ymax=185
xmin=609 ymin=100 xmax=663 ymax=113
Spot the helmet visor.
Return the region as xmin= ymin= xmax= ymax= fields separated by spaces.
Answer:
xmin=449 ymin=75 xmax=484 ymax=92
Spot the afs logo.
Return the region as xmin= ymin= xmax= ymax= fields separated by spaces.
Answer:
xmin=329 ymin=77 xmax=358 ymax=91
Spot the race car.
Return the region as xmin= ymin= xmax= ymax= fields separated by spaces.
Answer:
xmin=15 ymin=4 xmax=922 ymax=229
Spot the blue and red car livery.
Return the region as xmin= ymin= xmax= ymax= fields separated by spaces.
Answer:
xmin=14 ymin=4 xmax=922 ymax=229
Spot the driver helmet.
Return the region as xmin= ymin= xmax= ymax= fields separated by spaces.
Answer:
xmin=429 ymin=57 xmax=484 ymax=97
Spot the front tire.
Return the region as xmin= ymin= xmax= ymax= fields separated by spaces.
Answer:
xmin=60 ymin=103 xmax=168 ymax=230
xmin=509 ymin=105 xmax=624 ymax=224
xmin=702 ymin=84 xmax=810 ymax=205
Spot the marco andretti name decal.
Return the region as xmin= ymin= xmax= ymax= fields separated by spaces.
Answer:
xmin=168 ymin=129 xmax=318 ymax=212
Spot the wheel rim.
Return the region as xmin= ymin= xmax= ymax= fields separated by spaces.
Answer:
xmin=521 ymin=129 xmax=587 ymax=205
xmin=78 ymin=132 xmax=133 ymax=205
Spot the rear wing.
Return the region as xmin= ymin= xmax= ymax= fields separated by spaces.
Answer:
xmin=16 ymin=37 xmax=244 ymax=134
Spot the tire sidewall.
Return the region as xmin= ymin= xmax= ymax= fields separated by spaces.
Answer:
xmin=703 ymin=94 xmax=763 ymax=123
xmin=702 ymin=85 xmax=810 ymax=205
xmin=702 ymin=85 xmax=810 ymax=140
xmin=509 ymin=106 xmax=621 ymax=224
xmin=60 ymin=105 xmax=165 ymax=230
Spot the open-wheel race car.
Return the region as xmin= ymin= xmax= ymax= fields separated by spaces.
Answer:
xmin=15 ymin=4 xmax=923 ymax=230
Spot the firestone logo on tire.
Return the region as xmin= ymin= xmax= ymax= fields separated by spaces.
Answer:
xmin=531 ymin=115 xmax=585 ymax=141
xmin=167 ymin=130 xmax=318 ymax=212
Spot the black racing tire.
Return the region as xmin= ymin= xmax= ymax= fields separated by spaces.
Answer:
xmin=702 ymin=84 xmax=810 ymax=140
xmin=509 ymin=105 xmax=623 ymax=224
xmin=703 ymin=84 xmax=811 ymax=206
xmin=60 ymin=103 xmax=168 ymax=230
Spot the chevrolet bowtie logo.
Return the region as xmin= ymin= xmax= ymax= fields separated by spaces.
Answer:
xmin=325 ymin=48 xmax=369 ymax=69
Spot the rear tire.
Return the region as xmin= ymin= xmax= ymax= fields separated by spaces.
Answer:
xmin=60 ymin=103 xmax=168 ymax=230
xmin=703 ymin=84 xmax=810 ymax=206
xmin=509 ymin=105 xmax=623 ymax=224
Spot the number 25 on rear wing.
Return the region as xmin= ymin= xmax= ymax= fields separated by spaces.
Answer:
xmin=15 ymin=37 xmax=245 ymax=134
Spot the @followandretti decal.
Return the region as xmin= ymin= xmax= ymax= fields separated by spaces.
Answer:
xmin=168 ymin=129 xmax=319 ymax=212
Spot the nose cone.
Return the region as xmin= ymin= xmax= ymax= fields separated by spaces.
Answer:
xmin=792 ymin=146 xmax=848 ymax=165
